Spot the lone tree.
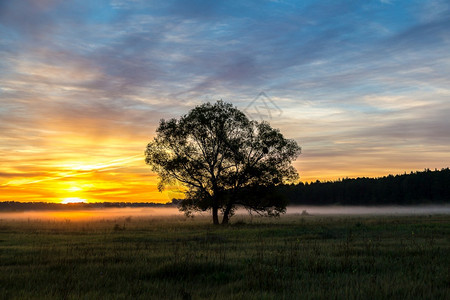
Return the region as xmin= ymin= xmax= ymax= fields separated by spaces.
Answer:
xmin=145 ymin=101 xmax=301 ymax=224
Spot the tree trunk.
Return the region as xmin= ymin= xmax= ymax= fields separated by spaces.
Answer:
xmin=212 ymin=204 xmax=219 ymax=225
xmin=212 ymin=185 xmax=220 ymax=225
xmin=221 ymin=202 xmax=233 ymax=224
xmin=221 ymin=213 xmax=229 ymax=224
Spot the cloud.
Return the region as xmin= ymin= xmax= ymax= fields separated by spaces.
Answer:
xmin=1 ymin=0 xmax=449 ymax=201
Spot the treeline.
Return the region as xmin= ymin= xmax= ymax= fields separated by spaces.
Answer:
xmin=0 ymin=201 xmax=176 ymax=212
xmin=279 ymin=168 xmax=450 ymax=205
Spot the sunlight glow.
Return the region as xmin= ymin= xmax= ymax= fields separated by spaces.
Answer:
xmin=61 ymin=197 xmax=88 ymax=204
xmin=67 ymin=186 xmax=83 ymax=192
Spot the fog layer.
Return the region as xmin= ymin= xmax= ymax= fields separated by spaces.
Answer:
xmin=1 ymin=205 xmax=449 ymax=222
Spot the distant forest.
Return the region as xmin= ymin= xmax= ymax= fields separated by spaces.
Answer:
xmin=0 ymin=201 xmax=176 ymax=212
xmin=279 ymin=168 xmax=450 ymax=205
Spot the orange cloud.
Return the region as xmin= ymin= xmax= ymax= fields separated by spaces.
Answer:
xmin=0 ymin=151 xmax=178 ymax=203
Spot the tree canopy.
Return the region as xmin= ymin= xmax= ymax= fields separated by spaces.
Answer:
xmin=145 ymin=101 xmax=301 ymax=224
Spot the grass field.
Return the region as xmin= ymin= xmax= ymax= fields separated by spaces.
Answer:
xmin=1 ymin=214 xmax=449 ymax=299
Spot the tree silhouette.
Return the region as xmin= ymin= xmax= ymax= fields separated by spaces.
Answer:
xmin=280 ymin=168 xmax=450 ymax=205
xmin=145 ymin=101 xmax=301 ymax=224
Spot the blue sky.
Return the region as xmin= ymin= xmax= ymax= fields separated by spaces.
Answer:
xmin=0 ymin=0 xmax=449 ymax=202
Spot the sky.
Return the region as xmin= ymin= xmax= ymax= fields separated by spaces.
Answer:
xmin=1 ymin=0 xmax=449 ymax=203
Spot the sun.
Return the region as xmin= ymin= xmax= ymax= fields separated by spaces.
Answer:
xmin=61 ymin=197 xmax=87 ymax=204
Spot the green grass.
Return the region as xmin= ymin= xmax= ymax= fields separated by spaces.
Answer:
xmin=1 ymin=214 xmax=449 ymax=299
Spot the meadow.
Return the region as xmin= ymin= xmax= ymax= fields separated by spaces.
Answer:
xmin=1 ymin=213 xmax=449 ymax=299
